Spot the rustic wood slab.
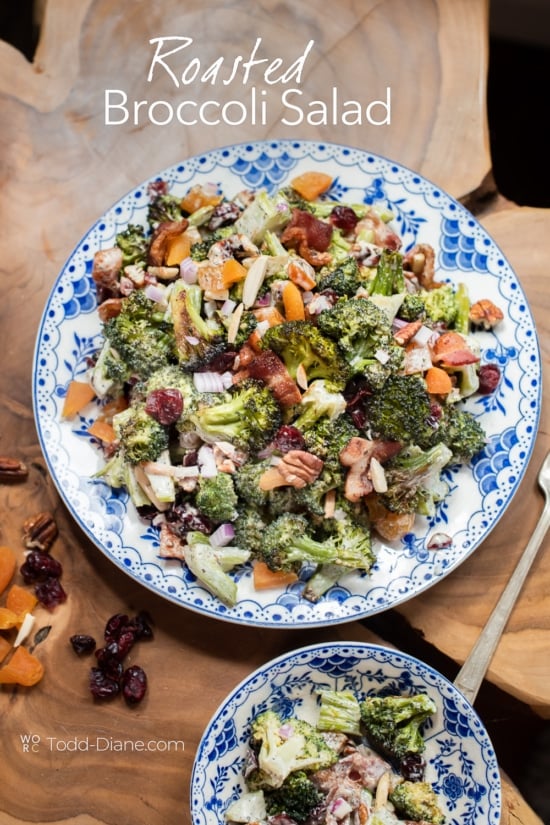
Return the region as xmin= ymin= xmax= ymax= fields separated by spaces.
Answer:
xmin=0 ymin=0 xmax=545 ymax=822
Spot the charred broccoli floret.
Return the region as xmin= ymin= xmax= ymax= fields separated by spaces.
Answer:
xmin=247 ymin=710 xmax=337 ymax=790
xmin=233 ymin=458 xmax=272 ymax=508
xmin=103 ymin=288 xmax=177 ymax=378
xmin=147 ymin=192 xmax=184 ymax=226
xmin=115 ymin=224 xmax=149 ymax=267
xmin=369 ymin=249 xmax=405 ymax=296
xmin=195 ymin=473 xmax=239 ymax=523
xmin=360 ymin=693 xmax=437 ymax=762
xmin=262 ymin=320 xmax=350 ymax=391
xmin=317 ymin=689 xmax=362 ymax=736
xmin=321 ymin=512 xmax=375 ymax=572
xmin=302 ymin=414 xmax=360 ymax=461
xmin=389 ymin=781 xmax=445 ymax=824
xmin=233 ymin=309 xmax=258 ymax=348
xmin=317 ymin=297 xmax=403 ymax=389
xmin=316 ymin=256 xmax=363 ymax=297
xmin=233 ymin=507 xmax=268 ymax=554
xmin=112 ymin=403 xmax=169 ymax=465
xmin=261 ymin=514 xmax=338 ymax=573
xmin=365 ymin=374 xmax=438 ymax=447
xmin=293 ymin=380 xmax=347 ymax=432
xmin=170 ymin=281 xmax=226 ymax=371
xmin=264 ymin=771 xmax=324 ymax=823
xmin=192 ymin=379 xmax=282 ymax=453
xmin=435 ymin=403 xmax=487 ymax=463
xmin=398 ymin=292 xmax=427 ymax=322
xmin=380 ymin=443 xmax=453 ymax=516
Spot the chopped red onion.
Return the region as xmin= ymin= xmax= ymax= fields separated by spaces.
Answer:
xmin=209 ymin=523 xmax=236 ymax=547
xmin=220 ymin=298 xmax=237 ymax=316
xmin=185 ymin=335 xmax=200 ymax=346
xmin=220 ymin=372 xmax=234 ymax=389
xmin=427 ymin=532 xmax=453 ymax=550
xmin=253 ymin=293 xmax=272 ymax=308
xmin=197 ymin=444 xmax=218 ymax=478
xmin=143 ymin=283 xmax=166 ymax=304
xmin=180 ymin=257 xmax=198 ymax=283
xmin=302 ymin=290 xmax=313 ymax=304
xmin=203 ymin=299 xmax=217 ymax=318
xmin=193 ymin=372 xmax=227 ymax=393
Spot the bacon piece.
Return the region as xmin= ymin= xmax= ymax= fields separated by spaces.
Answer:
xmin=147 ymin=218 xmax=189 ymax=267
xmin=355 ymin=212 xmax=401 ymax=251
xmin=97 ymin=297 xmax=123 ymax=322
xmin=245 ymin=350 xmax=302 ymax=407
xmin=281 ymin=208 xmax=333 ymax=266
xmin=92 ymin=247 xmax=123 ymax=293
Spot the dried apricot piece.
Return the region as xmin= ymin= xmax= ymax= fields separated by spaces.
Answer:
xmin=5 ymin=584 xmax=38 ymax=623
xmin=0 ymin=607 xmax=18 ymax=630
xmin=0 ymin=645 xmax=44 ymax=686
xmin=0 ymin=636 xmax=12 ymax=664
xmin=0 ymin=545 xmax=16 ymax=595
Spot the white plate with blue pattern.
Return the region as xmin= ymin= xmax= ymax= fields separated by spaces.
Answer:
xmin=190 ymin=641 xmax=501 ymax=824
xmin=32 ymin=139 xmax=541 ymax=628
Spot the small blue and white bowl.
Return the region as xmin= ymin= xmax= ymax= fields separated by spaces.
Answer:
xmin=191 ymin=641 xmax=501 ymax=825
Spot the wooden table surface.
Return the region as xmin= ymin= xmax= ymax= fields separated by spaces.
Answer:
xmin=0 ymin=1 xmax=547 ymax=823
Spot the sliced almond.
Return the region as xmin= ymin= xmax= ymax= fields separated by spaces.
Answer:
xmin=242 ymin=255 xmax=269 ymax=308
xmin=226 ymin=302 xmax=245 ymax=345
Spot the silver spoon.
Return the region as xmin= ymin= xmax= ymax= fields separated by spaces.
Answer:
xmin=454 ymin=450 xmax=550 ymax=705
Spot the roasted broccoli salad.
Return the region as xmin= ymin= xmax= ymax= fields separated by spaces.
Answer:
xmin=79 ymin=170 xmax=502 ymax=606
xmin=225 ymin=689 xmax=445 ymax=825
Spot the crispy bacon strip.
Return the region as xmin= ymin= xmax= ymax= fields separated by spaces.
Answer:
xmin=245 ymin=350 xmax=302 ymax=407
xmin=281 ymin=208 xmax=333 ymax=267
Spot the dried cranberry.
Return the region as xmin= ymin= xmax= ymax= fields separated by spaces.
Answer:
xmin=104 ymin=613 xmax=130 ymax=644
xmin=147 ymin=179 xmax=169 ymax=199
xmin=271 ymin=425 xmax=307 ymax=454
xmin=121 ymin=665 xmax=148 ymax=705
xmin=20 ymin=550 xmax=63 ymax=583
xmin=128 ymin=610 xmax=154 ymax=641
xmin=207 ymin=201 xmax=242 ymax=231
xmin=400 ymin=752 xmax=426 ymax=782
xmin=35 ymin=577 xmax=67 ymax=608
xmin=344 ymin=377 xmax=371 ymax=429
xmin=166 ymin=503 xmax=213 ymax=537
xmin=145 ymin=388 xmax=183 ymax=425
xmin=70 ymin=634 xmax=96 ymax=655
xmin=330 ymin=205 xmax=359 ymax=233
xmin=89 ymin=666 xmax=121 ymax=700
xmin=197 ymin=350 xmax=237 ymax=373
xmin=478 ymin=363 xmax=501 ymax=394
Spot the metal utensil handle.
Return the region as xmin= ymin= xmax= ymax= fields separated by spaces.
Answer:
xmin=454 ymin=500 xmax=550 ymax=705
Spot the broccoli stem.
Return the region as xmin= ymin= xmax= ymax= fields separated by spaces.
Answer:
xmin=370 ymin=250 xmax=405 ymax=296
xmin=454 ymin=282 xmax=471 ymax=335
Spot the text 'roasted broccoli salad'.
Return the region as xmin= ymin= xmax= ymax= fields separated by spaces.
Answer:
xmin=67 ymin=169 xmax=502 ymax=606
xmin=225 ymin=690 xmax=445 ymax=825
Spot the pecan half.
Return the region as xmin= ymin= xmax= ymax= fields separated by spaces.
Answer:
xmin=22 ymin=512 xmax=58 ymax=552
xmin=259 ymin=450 xmax=324 ymax=490
xmin=469 ymin=299 xmax=504 ymax=330
xmin=0 ymin=457 xmax=28 ymax=482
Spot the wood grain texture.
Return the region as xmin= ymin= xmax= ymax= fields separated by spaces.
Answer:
xmin=397 ymin=204 xmax=550 ymax=714
xmin=0 ymin=0 xmax=544 ymax=822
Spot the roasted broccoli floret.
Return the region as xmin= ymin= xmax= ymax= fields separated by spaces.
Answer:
xmin=233 ymin=458 xmax=272 ymax=508
xmin=247 ymin=710 xmax=337 ymax=790
xmin=321 ymin=512 xmax=375 ymax=572
xmin=317 ymin=689 xmax=361 ymax=736
xmin=136 ymin=364 xmax=198 ymax=411
xmin=147 ymin=192 xmax=184 ymax=226
xmin=234 ymin=190 xmax=291 ymax=244
xmin=261 ymin=514 xmax=338 ymax=573
xmin=195 ymin=473 xmax=239 ymax=523
xmin=365 ymin=374 xmax=438 ymax=447
xmin=398 ymin=292 xmax=427 ymax=322
xmin=302 ymin=414 xmax=360 ymax=461
xmin=184 ymin=531 xmax=248 ymax=607
xmin=103 ymin=288 xmax=177 ymax=378
xmin=293 ymin=380 xmax=347 ymax=432
xmin=359 ymin=693 xmax=437 ymax=762
xmin=435 ymin=403 xmax=486 ymax=462
xmin=369 ymin=249 xmax=405 ymax=296
xmin=112 ymin=403 xmax=169 ymax=465
xmin=262 ymin=320 xmax=350 ymax=390
xmin=170 ymin=280 xmax=226 ymax=370
xmin=317 ymin=298 xmax=403 ymax=389
xmin=421 ymin=284 xmax=459 ymax=328
xmin=389 ymin=781 xmax=445 ymax=824
xmin=380 ymin=443 xmax=453 ymax=516
xmin=233 ymin=507 xmax=268 ymax=554
xmin=316 ymin=256 xmax=363 ymax=297
xmin=294 ymin=458 xmax=346 ymax=517
xmin=264 ymin=771 xmax=324 ymax=823
xmin=115 ymin=223 xmax=148 ymax=267
xmin=233 ymin=310 xmax=258 ymax=348
xmin=192 ymin=379 xmax=282 ymax=453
